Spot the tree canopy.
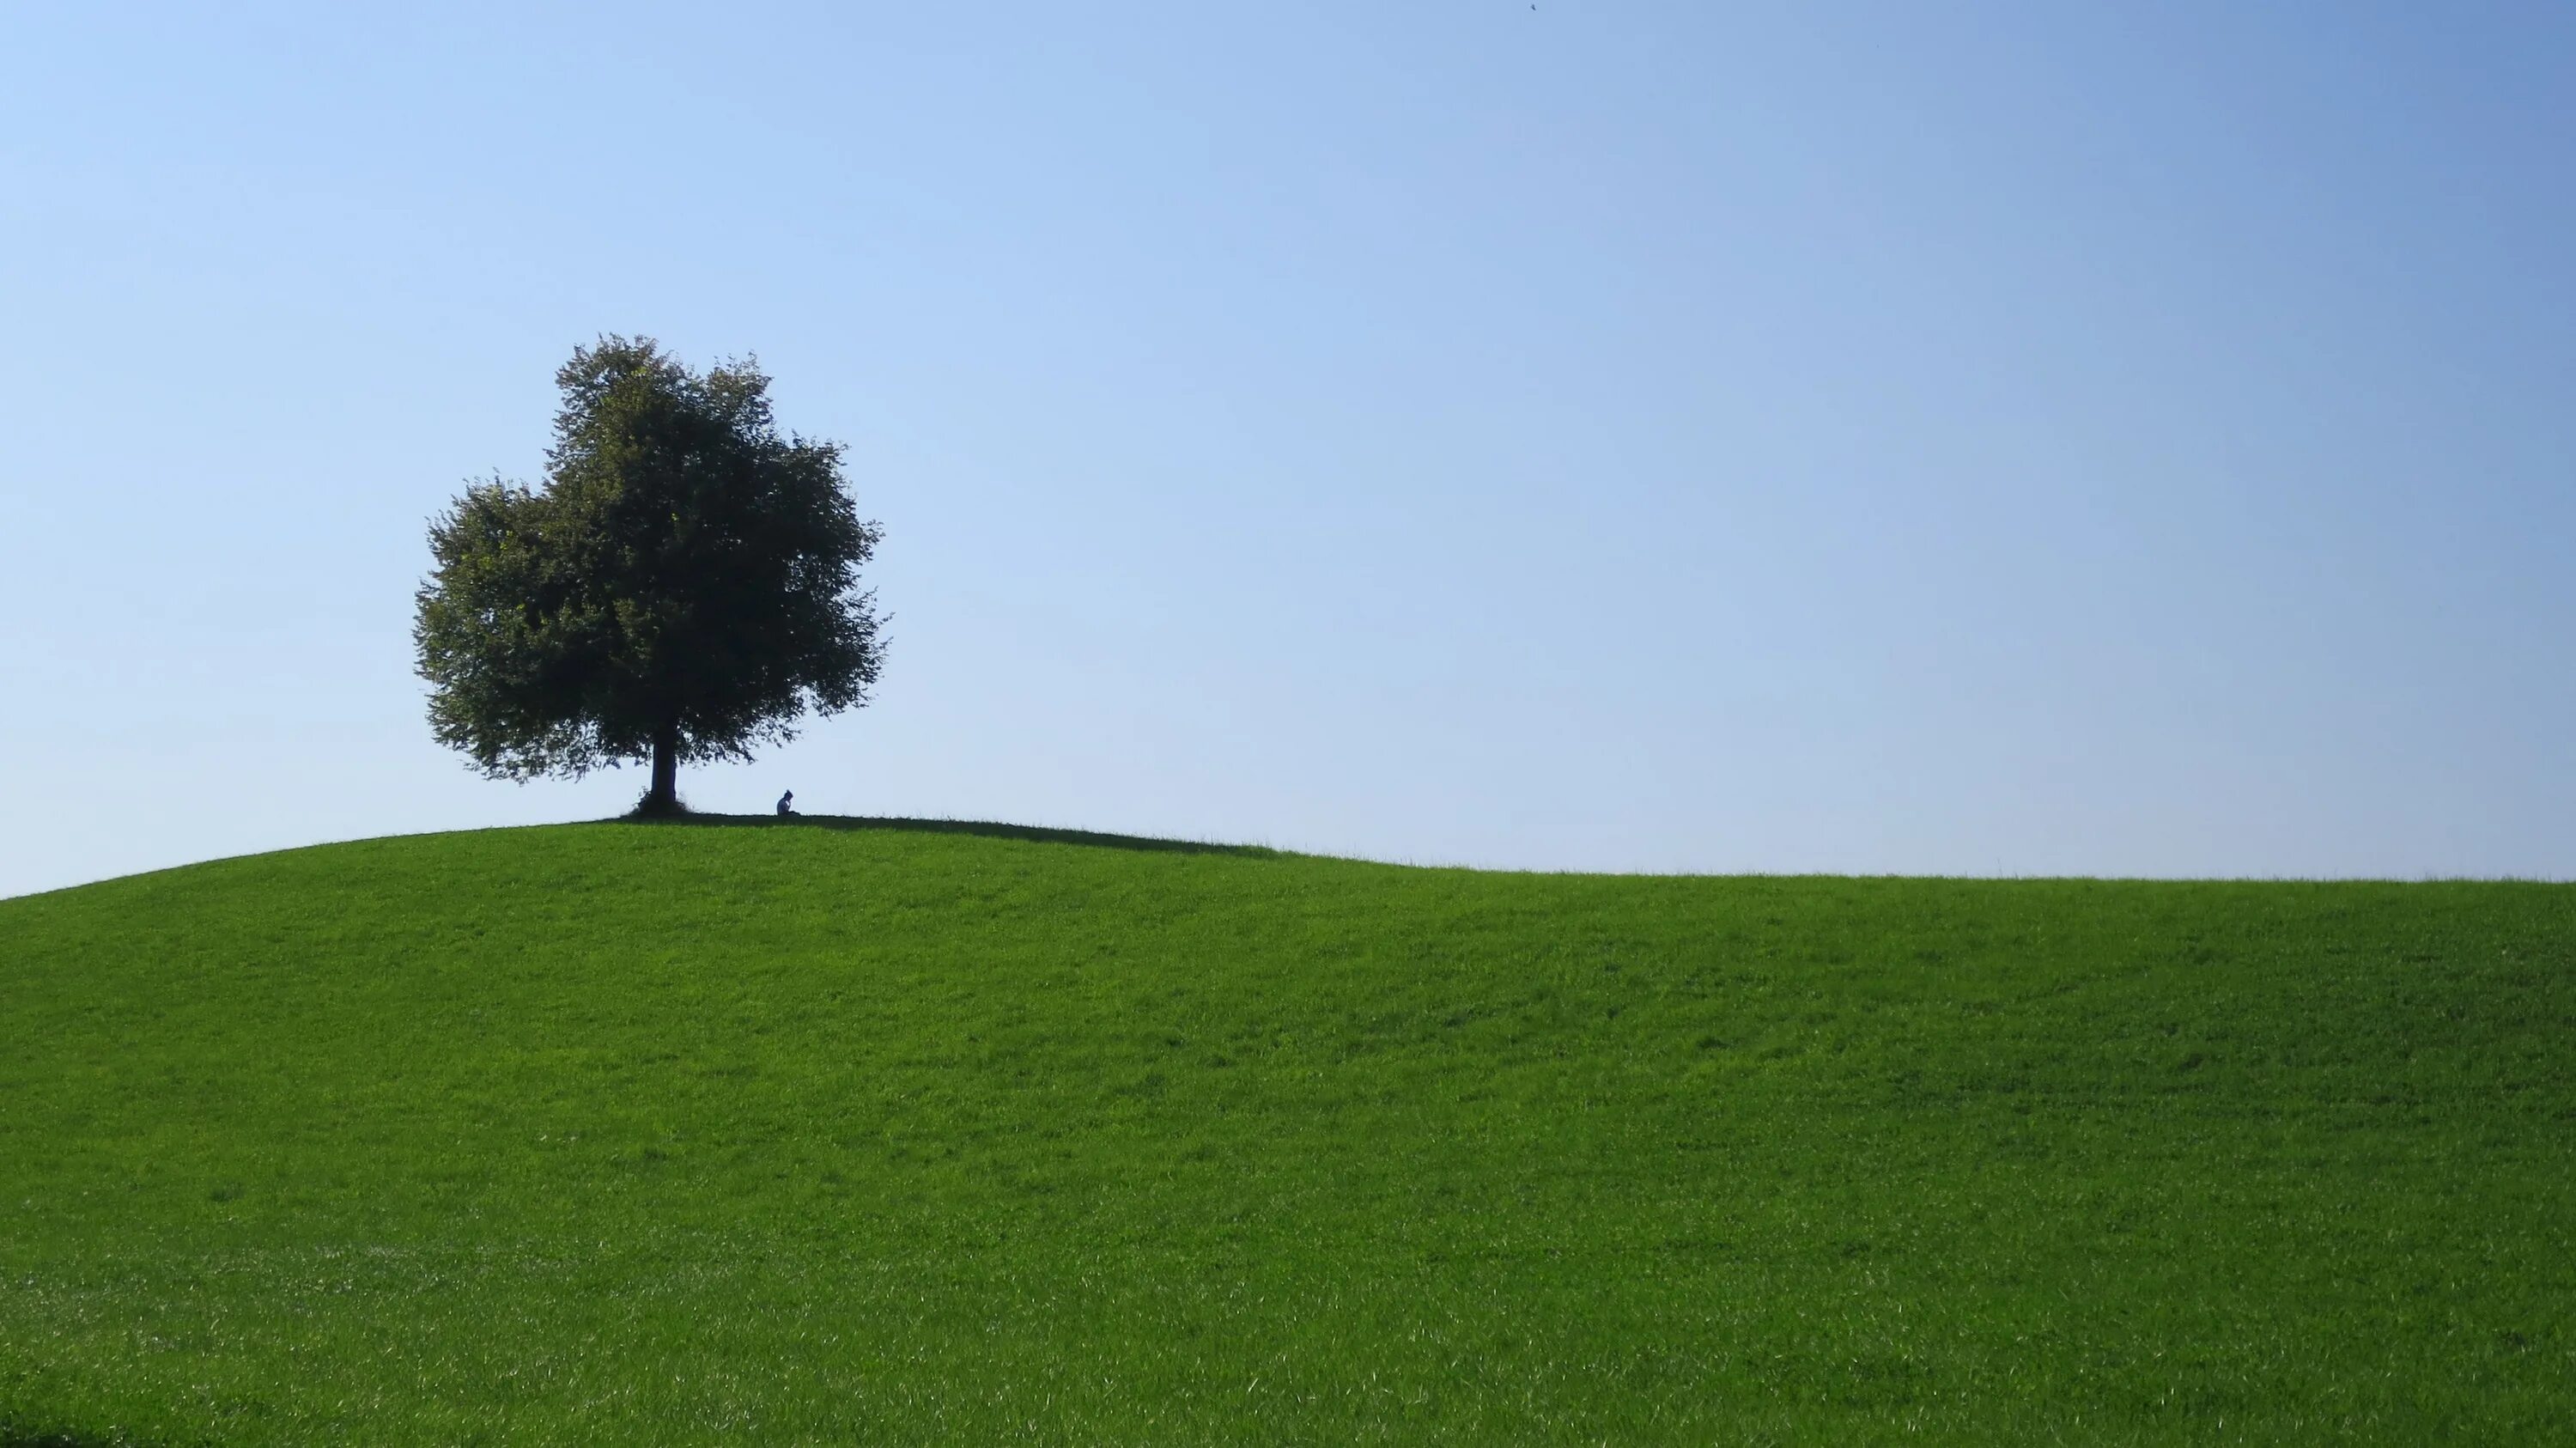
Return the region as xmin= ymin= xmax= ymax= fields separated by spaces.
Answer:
xmin=414 ymin=337 xmax=884 ymax=813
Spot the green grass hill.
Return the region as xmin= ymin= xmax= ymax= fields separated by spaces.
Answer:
xmin=3 ymin=819 xmax=2571 ymax=1444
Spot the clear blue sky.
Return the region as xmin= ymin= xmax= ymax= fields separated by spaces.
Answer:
xmin=3 ymin=1 xmax=2570 ymax=897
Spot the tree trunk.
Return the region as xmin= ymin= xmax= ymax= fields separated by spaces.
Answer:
xmin=645 ymin=727 xmax=680 ymax=815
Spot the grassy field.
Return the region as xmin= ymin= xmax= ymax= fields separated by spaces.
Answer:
xmin=1 ymin=818 xmax=2570 ymax=1445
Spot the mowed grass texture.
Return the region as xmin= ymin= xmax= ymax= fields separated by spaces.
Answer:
xmin=2 ymin=822 xmax=2571 ymax=1445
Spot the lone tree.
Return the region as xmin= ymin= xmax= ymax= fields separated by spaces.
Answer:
xmin=414 ymin=337 xmax=885 ymax=815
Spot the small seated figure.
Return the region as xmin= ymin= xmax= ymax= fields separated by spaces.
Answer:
xmin=775 ymin=790 xmax=795 ymax=817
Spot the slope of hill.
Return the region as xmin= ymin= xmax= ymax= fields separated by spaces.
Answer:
xmin=2 ymin=819 xmax=2569 ymax=1444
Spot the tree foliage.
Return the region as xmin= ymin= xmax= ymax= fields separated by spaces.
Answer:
xmin=414 ymin=337 xmax=884 ymax=812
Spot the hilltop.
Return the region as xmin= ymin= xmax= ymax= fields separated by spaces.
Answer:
xmin=2 ymin=819 xmax=2570 ymax=1444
